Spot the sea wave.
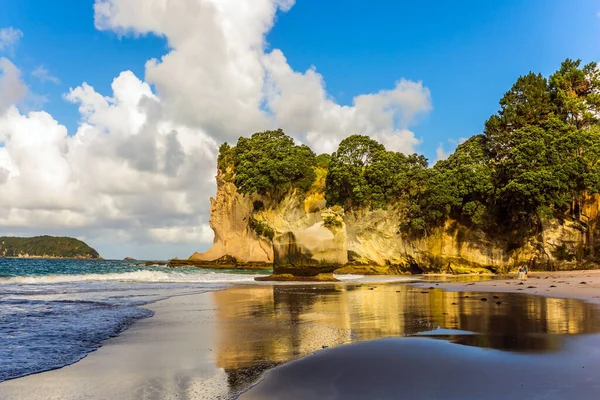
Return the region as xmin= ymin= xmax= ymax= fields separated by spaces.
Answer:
xmin=0 ymin=269 xmax=421 ymax=286
xmin=0 ymin=270 xmax=261 ymax=285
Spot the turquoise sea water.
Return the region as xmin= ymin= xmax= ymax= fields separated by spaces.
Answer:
xmin=0 ymin=259 xmax=412 ymax=383
xmin=0 ymin=258 xmax=265 ymax=279
xmin=0 ymin=259 xmax=266 ymax=382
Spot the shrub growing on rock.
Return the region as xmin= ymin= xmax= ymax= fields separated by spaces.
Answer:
xmin=248 ymin=216 xmax=275 ymax=240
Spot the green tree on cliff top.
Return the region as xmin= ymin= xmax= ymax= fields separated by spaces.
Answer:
xmin=484 ymin=59 xmax=600 ymax=239
xmin=325 ymin=135 xmax=386 ymax=208
xmin=433 ymin=135 xmax=494 ymax=227
xmin=223 ymin=129 xmax=317 ymax=196
xmin=325 ymin=59 xmax=600 ymax=245
xmin=326 ymin=135 xmax=430 ymax=210
xmin=215 ymin=58 xmax=600 ymax=254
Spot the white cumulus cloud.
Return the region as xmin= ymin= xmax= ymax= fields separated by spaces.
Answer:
xmin=92 ymin=0 xmax=432 ymax=153
xmin=0 ymin=58 xmax=27 ymax=115
xmin=0 ymin=1 xmax=433 ymax=259
xmin=0 ymin=69 xmax=218 ymax=258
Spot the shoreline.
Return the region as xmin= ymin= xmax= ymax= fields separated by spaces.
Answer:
xmin=413 ymin=269 xmax=600 ymax=305
xmin=0 ymin=288 xmax=230 ymax=400
xmin=2 ymin=272 xmax=600 ymax=399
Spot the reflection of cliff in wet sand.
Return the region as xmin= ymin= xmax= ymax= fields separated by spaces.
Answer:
xmin=212 ymin=283 xmax=600 ymax=389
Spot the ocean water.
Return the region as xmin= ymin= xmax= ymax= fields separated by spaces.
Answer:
xmin=0 ymin=259 xmax=419 ymax=383
xmin=0 ymin=259 xmax=266 ymax=382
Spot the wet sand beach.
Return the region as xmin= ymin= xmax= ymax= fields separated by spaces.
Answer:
xmin=413 ymin=269 xmax=600 ymax=305
xmin=241 ymin=275 xmax=600 ymax=400
xmin=241 ymin=336 xmax=600 ymax=400
xmin=1 ymin=278 xmax=600 ymax=399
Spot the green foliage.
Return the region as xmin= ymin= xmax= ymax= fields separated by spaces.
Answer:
xmin=322 ymin=58 xmax=600 ymax=246
xmin=315 ymin=153 xmax=332 ymax=169
xmin=219 ymin=59 xmax=600 ymax=255
xmin=399 ymin=167 xmax=457 ymax=236
xmin=433 ymin=135 xmax=494 ymax=226
xmin=325 ymin=135 xmax=429 ymax=209
xmin=484 ymin=73 xmax=555 ymax=161
xmin=232 ymin=129 xmax=317 ymax=196
xmin=218 ymin=142 xmax=233 ymax=172
xmin=0 ymin=236 xmax=100 ymax=258
xmin=482 ymin=59 xmax=600 ymax=239
xmin=248 ymin=216 xmax=275 ymax=241
xmin=325 ymin=135 xmax=385 ymax=208
xmin=549 ymin=59 xmax=600 ymax=129
xmin=323 ymin=216 xmax=343 ymax=229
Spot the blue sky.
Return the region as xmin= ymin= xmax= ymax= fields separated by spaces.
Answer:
xmin=0 ymin=0 xmax=599 ymax=259
xmin=2 ymin=0 xmax=599 ymax=161
xmin=267 ymin=0 xmax=600 ymax=158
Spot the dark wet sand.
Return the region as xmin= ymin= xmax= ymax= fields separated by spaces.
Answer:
xmin=1 ymin=281 xmax=600 ymax=399
xmin=240 ymin=336 xmax=600 ymax=400
xmin=413 ymin=270 xmax=600 ymax=305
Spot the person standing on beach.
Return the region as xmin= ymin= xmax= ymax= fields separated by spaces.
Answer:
xmin=517 ymin=266 xmax=523 ymax=280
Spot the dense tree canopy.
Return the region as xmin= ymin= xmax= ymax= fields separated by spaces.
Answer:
xmin=220 ymin=59 xmax=600 ymax=248
xmin=325 ymin=135 xmax=429 ymax=210
xmin=483 ymin=60 xmax=600 ymax=236
xmin=324 ymin=59 xmax=600 ymax=240
xmin=219 ymin=129 xmax=317 ymax=196
xmin=0 ymin=236 xmax=100 ymax=259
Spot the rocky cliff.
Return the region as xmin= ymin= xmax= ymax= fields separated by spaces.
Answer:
xmin=256 ymin=208 xmax=348 ymax=281
xmin=180 ymin=167 xmax=600 ymax=275
xmin=183 ymin=165 xmax=327 ymax=267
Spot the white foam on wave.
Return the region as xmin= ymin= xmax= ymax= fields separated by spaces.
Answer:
xmin=0 ymin=269 xmax=421 ymax=286
xmin=0 ymin=270 xmax=261 ymax=285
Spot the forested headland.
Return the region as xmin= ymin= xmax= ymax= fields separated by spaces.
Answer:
xmin=0 ymin=236 xmax=101 ymax=259
xmin=205 ymin=59 xmax=600 ymax=271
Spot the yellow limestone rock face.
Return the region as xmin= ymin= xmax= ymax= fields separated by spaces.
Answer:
xmin=188 ymin=167 xmax=327 ymax=266
xmin=188 ymin=169 xmax=274 ymax=264
xmin=344 ymin=209 xmax=511 ymax=273
xmin=271 ymin=209 xmax=348 ymax=277
xmin=186 ymin=165 xmax=600 ymax=273
xmin=344 ymin=206 xmax=595 ymax=274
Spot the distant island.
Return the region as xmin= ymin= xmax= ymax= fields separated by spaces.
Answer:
xmin=0 ymin=236 xmax=101 ymax=259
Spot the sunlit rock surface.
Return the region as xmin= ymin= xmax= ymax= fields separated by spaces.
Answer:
xmin=182 ymin=163 xmax=600 ymax=274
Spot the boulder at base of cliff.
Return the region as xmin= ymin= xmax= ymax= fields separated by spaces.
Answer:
xmin=258 ymin=211 xmax=348 ymax=281
xmin=168 ymin=254 xmax=271 ymax=270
